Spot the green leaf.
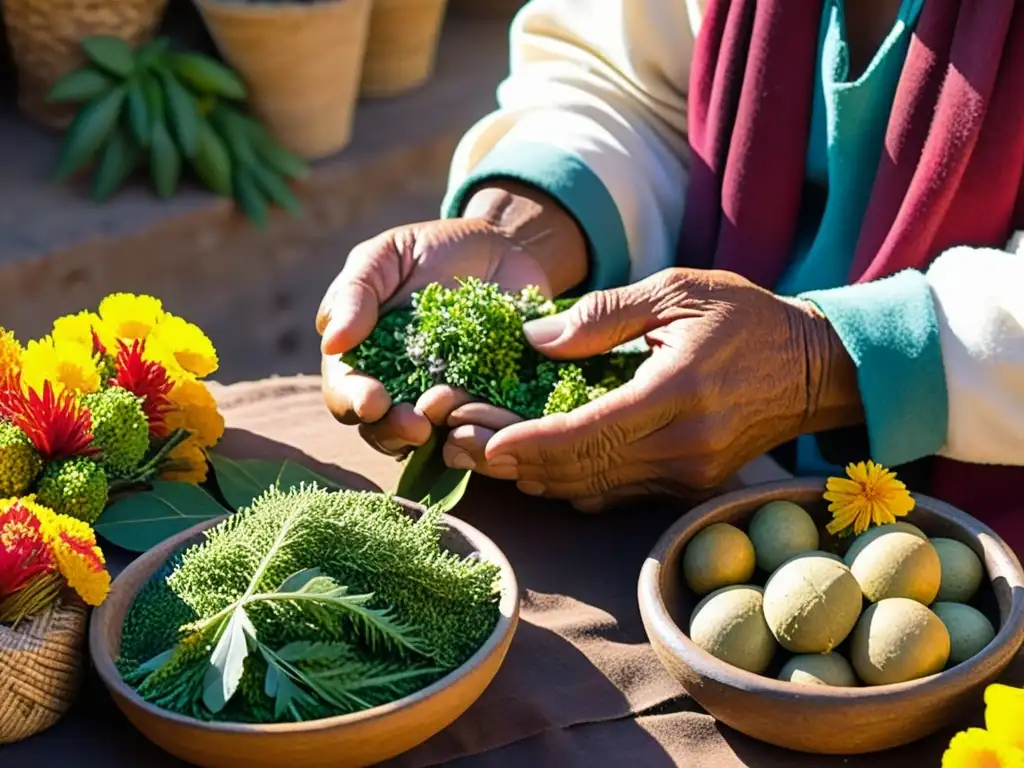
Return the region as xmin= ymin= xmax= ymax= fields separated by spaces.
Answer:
xmin=170 ymin=52 xmax=247 ymax=100
xmin=277 ymin=567 xmax=322 ymax=593
xmin=48 ymin=67 xmax=115 ymax=103
xmin=202 ymin=606 xmax=254 ymax=714
xmin=94 ymin=481 xmax=228 ymax=552
xmin=92 ymin=126 xmax=141 ymax=202
xmin=234 ymin=166 xmax=268 ymax=228
xmin=81 ymin=36 xmax=135 ymax=78
xmin=137 ymin=648 xmax=175 ymax=675
xmin=208 ymin=454 xmax=339 ymax=511
xmin=158 ymin=69 xmax=200 ymax=157
xmin=149 ymin=115 xmax=181 ymax=198
xmin=136 ymin=36 xmax=170 ymax=69
xmin=127 ymin=79 xmax=151 ymax=147
xmin=395 ymin=433 xmax=472 ymax=513
xmin=54 ymin=85 xmax=127 ymax=180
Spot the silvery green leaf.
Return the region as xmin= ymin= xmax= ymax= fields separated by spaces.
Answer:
xmin=137 ymin=648 xmax=175 ymax=674
xmin=277 ymin=567 xmax=323 ymax=593
xmin=202 ymin=607 xmax=253 ymax=713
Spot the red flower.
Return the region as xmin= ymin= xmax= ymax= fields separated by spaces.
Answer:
xmin=91 ymin=328 xmax=108 ymax=358
xmin=0 ymin=381 xmax=97 ymax=461
xmin=0 ymin=502 xmax=55 ymax=599
xmin=112 ymin=340 xmax=174 ymax=437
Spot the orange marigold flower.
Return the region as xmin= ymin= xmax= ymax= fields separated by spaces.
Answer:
xmin=33 ymin=505 xmax=109 ymax=607
xmin=0 ymin=328 xmax=22 ymax=389
xmin=166 ymin=374 xmax=224 ymax=448
xmin=161 ymin=439 xmax=209 ymax=484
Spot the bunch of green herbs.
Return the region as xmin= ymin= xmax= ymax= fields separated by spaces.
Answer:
xmin=343 ymin=278 xmax=648 ymax=419
xmin=118 ymin=484 xmax=501 ymax=723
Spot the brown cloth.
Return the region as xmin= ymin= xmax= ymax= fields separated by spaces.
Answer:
xmin=2 ymin=376 xmax=1020 ymax=768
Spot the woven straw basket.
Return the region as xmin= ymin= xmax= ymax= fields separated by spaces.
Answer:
xmin=360 ymin=0 xmax=449 ymax=98
xmin=195 ymin=0 xmax=373 ymax=160
xmin=0 ymin=599 xmax=88 ymax=744
xmin=1 ymin=0 xmax=168 ymax=129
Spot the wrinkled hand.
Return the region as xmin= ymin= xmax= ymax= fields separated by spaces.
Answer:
xmin=441 ymin=268 xmax=864 ymax=511
xmin=317 ymin=217 xmax=550 ymax=457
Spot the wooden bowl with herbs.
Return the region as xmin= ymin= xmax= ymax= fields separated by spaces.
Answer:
xmin=638 ymin=478 xmax=1024 ymax=755
xmin=90 ymin=487 xmax=519 ymax=768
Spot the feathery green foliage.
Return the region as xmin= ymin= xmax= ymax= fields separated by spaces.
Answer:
xmin=343 ymin=279 xmax=646 ymax=419
xmin=118 ymin=484 xmax=502 ymax=723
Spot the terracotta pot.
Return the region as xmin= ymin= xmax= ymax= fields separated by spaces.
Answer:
xmin=638 ymin=479 xmax=1024 ymax=755
xmin=1 ymin=0 xmax=168 ymax=129
xmin=360 ymin=0 xmax=448 ymax=98
xmin=90 ymin=499 xmax=520 ymax=768
xmin=194 ymin=0 xmax=373 ymax=160
xmin=0 ymin=598 xmax=88 ymax=744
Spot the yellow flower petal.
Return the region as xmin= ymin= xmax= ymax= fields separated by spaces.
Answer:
xmin=823 ymin=460 xmax=915 ymax=538
xmin=51 ymin=311 xmax=117 ymax=355
xmin=943 ymin=728 xmax=1024 ymax=768
xmin=165 ymin=374 xmax=225 ymax=448
xmin=150 ymin=314 xmax=219 ymax=378
xmin=19 ymin=335 xmax=101 ymax=396
xmin=986 ymin=685 xmax=1024 ymax=749
xmin=0 ymin=328 xmax=22 ymax=378
xmin=161 ymin=439 xmax=209 ymax=484
xmin=98 ymin=293 xmax=164 ymax=340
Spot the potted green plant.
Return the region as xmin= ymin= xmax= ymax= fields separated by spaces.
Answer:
xmin=50 ymin=36 xmax=309 ymax=227
xmin=193 ymin=0 xmax=373 ymax=159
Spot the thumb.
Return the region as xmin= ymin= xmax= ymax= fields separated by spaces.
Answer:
xmin=318 ymin=233 xmax=405 ymax=356
xmin=522 ymin=274 xmax=681 ymax=360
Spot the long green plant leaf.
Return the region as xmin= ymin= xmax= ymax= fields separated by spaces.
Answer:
xmin=202 ymin=605 xmax=255 ymax=714
xmin=94 ymin=481 xmax=228 ymax=551
xmin=395 ymin=433 xmax=471 ymax=514
xmin=208 ymin=455 xmax=340 ymax=511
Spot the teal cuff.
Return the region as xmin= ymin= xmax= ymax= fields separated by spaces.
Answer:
xmin=801 ymin=270 xmax=948 ymax=467
xmin=441 ymin=141 xmax=630 ymax=291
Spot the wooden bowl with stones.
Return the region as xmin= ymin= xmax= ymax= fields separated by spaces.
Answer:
xmin=637 ymin=479 xmax=1024 ymax=754
xmin=90 ymin=499 xmax=520 ymax=768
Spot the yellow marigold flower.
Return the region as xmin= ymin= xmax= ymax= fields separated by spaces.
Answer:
xmin=20 ymin=336 xmax=101 ymax=396
xmin=987 ymin=684 xmax=1024 ymax=750
xmin=942 ymin=727 xmax=1024 ymax=768
xmin=98 ymin=293 xmax=164 ymax=341
xmin=824 ymin=460 xmax=915 ymax=537
xmin=166 ymin=375 xmax=224 ymax=448
xmin=162 ymin=439 xmax=209 ymax=484
xmin=0 ymin=327 xmax=22 ymax=378
xmin=52 ymin=311 xmax=117 ymax=355
xmin=150 ymin=314 xmax=219 ymax=379
xmin=32 ymin=502 xmax=109 ymax=607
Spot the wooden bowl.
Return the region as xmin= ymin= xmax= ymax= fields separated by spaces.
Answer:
xmin=90 ymin=499 xmax=520 ymax=768
xmin=637 ymin=479 xmax=1024 ymax=755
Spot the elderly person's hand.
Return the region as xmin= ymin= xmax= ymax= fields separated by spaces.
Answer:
xmin=317 ymin=182 xmax=587 ymax=457
xmin=439 ymin=268 xmax=866 ymax=511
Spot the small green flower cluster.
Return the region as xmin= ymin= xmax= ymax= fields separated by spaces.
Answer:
xmin=343 ymin=279 xmax=645 ymax=419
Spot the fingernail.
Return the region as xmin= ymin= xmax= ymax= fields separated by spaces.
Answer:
xmin=523 ymin=315 xmax=566 ymax=347
xmin=488 ymin=455 xmax=517 ymax=468
xmin=517 ymin=481 xmax=546 ymax=496
xmin=378 ymin=438 xmax=407 ymax=454
xmin=450 ymin=452 xmax=475 ymax=470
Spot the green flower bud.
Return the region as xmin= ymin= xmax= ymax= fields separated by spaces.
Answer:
xmin=37 ymin=457 xmax=109 ymax=524
xmin=0 ymin=422 xmax=44 ymax=496
xmin=82 ymin=386 xmax=150 ymax=475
